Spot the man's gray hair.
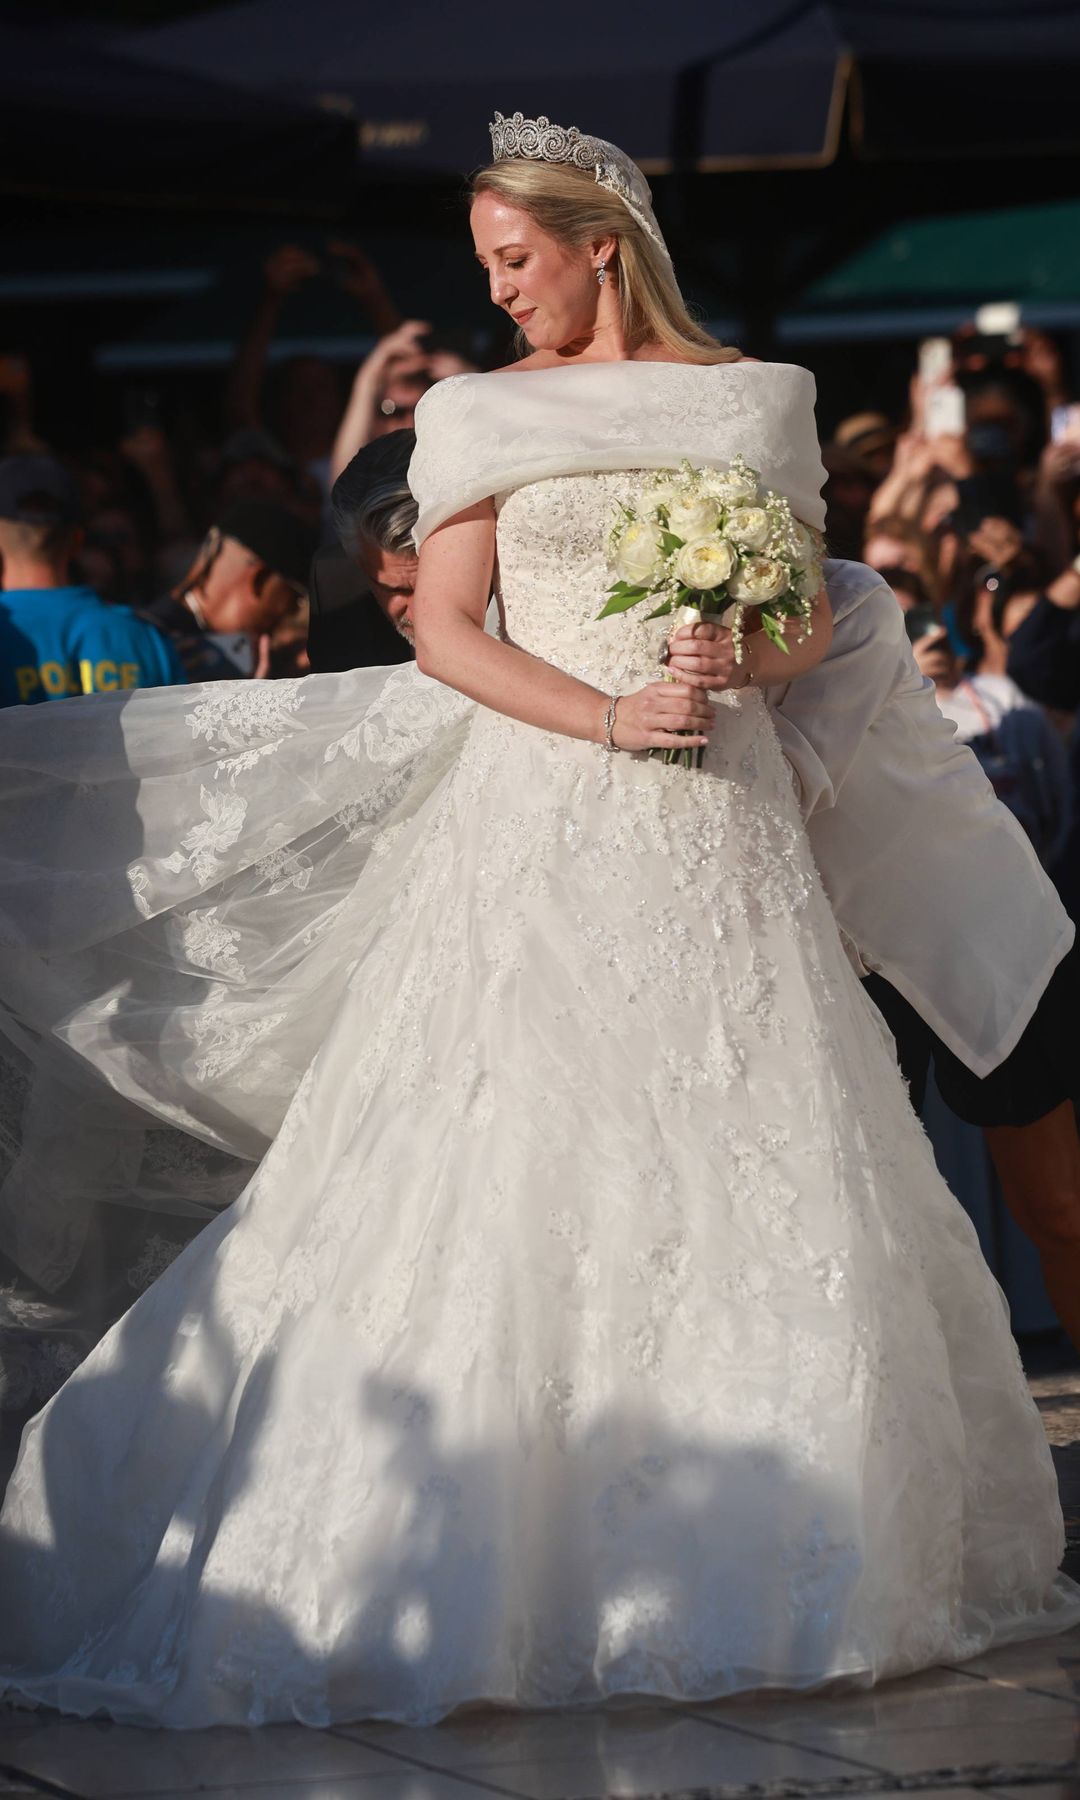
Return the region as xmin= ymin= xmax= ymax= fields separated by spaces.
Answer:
xmin=331 ymin=433 xmax=419 ymax=562
xmin=356 ymin=478 xmax=418 ymax=557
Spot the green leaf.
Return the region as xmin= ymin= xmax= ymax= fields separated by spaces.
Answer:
xmin=761 ymin=610 xmax=791 ymax=652
xmin=646 ymin=597 xmax=675 ymax=620
xmin=660 ymin=530 xmax=685 ymax=554
xmin=597 ymin=588 xmax=650 ymax=619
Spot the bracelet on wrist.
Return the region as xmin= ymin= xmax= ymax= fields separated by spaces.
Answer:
xmin=602 ymin=692 xmax=622 ymax=753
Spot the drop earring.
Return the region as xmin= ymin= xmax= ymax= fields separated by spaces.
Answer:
xmin=596 ymin=261 xmax=607 ymax=286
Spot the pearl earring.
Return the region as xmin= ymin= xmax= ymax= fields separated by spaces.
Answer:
xmin=596 ymin=261 xmax=607 ymax=286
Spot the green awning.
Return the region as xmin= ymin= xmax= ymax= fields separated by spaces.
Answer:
xmin=780 ymin=199 xmax=1080 ymax=342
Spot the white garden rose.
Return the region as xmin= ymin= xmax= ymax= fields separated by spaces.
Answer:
xmin=727 ymin=556 xmax=790 ymax=603
xmin=724 ymin=505 xmax=771 ymax=550
xmin=673 ymin=535 xmax=737 ymax=591
xmin=616 ymin=519 xmax=664 ymax=584
xmin=701 ymin=468 xmax=759 ymax=507
xmin=639 ymin=479 xmax=682 ymax=515
xmin=666 ymin=494 xmax=721 ymax=541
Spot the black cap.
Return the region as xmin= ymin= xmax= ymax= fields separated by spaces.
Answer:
xmin=215 ymin=499 xmax=318 ymax=592
xmin=0 ymin=454 xmax=80 ymax=526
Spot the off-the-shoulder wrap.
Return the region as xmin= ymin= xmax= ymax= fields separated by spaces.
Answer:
xmin=408 ymin=361 xmax=828 ymax=547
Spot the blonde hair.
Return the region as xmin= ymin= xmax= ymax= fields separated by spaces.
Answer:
xmin=470 ymin=159 xmax=742 ymax=366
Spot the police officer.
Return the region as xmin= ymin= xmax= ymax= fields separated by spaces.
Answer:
xmin=0 ymin=455 xmax=185 ymax=707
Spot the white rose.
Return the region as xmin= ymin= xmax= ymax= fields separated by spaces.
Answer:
xmin=724 ymin=505 xmax=771 ymax=551
xmin=616 ymin=519 xmax=664 ymax=585
xmin=727 ymin=556 xmax=791 ymax=603
xmin=673 ymin=536 xmax=737 ymax=591
xmin=666 ymin=494 xmax=720 ymax=541
xmin=702 ymin=470 xmax=759 ymax=507
xmin=640 ymin=479 xmax=682 ymax=515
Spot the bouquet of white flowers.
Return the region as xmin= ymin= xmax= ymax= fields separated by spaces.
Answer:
xmin=598 ymin=457 xmax=825 ymax=765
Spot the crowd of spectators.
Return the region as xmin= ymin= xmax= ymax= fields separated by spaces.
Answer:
xmin=820 ymin=322 xmax=1080 ymax=909
xmin=3 ymin=256 xmax=1080 ymax=916
xmin=0 ymin=241 xmax=476 ymax=703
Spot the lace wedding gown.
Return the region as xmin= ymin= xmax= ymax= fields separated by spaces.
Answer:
xmin=0 ymin=363 xmax=1077 ymax=1727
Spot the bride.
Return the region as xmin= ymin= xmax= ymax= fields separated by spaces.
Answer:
xmin=0 ymin=110 xmax=1078 ymax=1729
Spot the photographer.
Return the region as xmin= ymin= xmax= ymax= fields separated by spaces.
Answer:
xmin=328 ymin=321 xmax=436 ymax=485
xmin=911 ymin=580 xmax=1068 ymax=871
xmin=143 ymin=498 xmax=315 ymax=681
xmin=328 ymin=322 xmax=479 ymax=487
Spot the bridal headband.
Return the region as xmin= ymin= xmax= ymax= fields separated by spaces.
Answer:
xmin=488 ymin=110 xmax=674 ymax=271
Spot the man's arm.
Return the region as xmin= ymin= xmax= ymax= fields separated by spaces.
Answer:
xmin=329 ymin=320 xmax=432 ymax=484
xmin=1007 ymin=564 xmax=1080 ymax=712
xmin=766 ymin=574 xmax=908 ymax=818
xmin=225 ymin=246 xmax=320 ymax=432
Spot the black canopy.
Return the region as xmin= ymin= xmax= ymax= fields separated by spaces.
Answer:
xmin=0 ymin=21 xmax=356 ymax=213
xmin=834 ymin=0 xmax=1080 ymax=162
xmin=124 ymin=0 xmax=1080 ymax=173
xmin=123 ymin=0 xmax=838 ymax=172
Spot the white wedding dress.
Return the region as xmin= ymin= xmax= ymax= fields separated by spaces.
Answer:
xmin=0 ymin=362 xmax=1077 ymax=1727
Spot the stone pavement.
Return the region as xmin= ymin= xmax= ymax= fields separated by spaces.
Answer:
xmin=2 ymin=1627 xmax=1079 ymax=1800
xmin=1 ymin=1355 xmax=1078 ymax=1800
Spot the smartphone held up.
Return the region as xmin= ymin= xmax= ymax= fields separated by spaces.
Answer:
xmin=918 ymin=337 xmax=966 ymax=439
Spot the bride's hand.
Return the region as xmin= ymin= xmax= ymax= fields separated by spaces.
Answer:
xmin=609 ymin=681 xmax=715 ymax=752
xmin=664 ymin=620 xmax=747 ymax=691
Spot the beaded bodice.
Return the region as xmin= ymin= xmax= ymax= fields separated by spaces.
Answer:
xmin=494 ymin=470 xmax=676 ymax=690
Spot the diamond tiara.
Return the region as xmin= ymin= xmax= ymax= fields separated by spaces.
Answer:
xmin=489 ymin=112 xmax=609 ymax=177
xmin=487 ymin=111 xmax=672 ymax=267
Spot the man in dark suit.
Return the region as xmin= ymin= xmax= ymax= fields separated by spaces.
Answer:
xmin=307 ymin=432 xmax=417 ymax=673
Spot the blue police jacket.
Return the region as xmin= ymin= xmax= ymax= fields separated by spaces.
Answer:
xmin=0 ymin=585 xmax=187 ymax=706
